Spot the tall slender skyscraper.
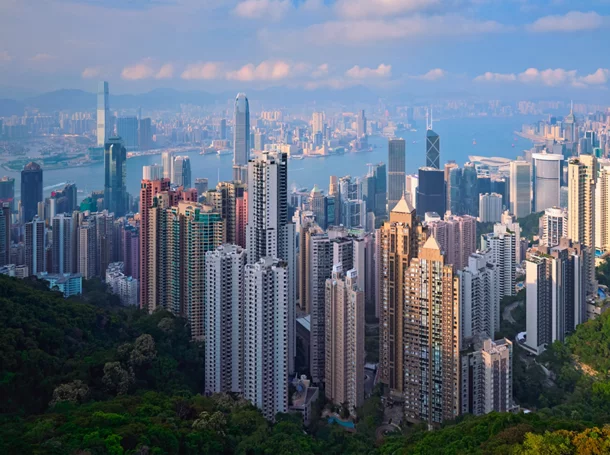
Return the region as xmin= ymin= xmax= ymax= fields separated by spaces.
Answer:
xmin=0 ymin=176 xmax=15 ymax=212
xmin=388 ymin=139 xmax=406 ymax=211
xmin=97 ymin=81 xmax=110 ymax=147
xmin=104 ymin=137 xmax=127 ymax=217
xmin=234 ymin=93 xmax=250 ymax=168
xmin=425 ymin=127 xmax=440 ymax=169
xmin=532 ymin=153 xmax=562 ymax=212
xmin=21 ymin=162 xmax=43 ymax=224
xmin=161 ymin=151 xmax=173 ymax=181
xmin=25 ymin=216 xmax=45 ymax=276
xmin=417 ymin=167 xmax=446 ymax=217
xmin=509 ymin=161 xmax=531 ymax=218
xmin=568 ymin=155 xmax=597 ymax=294
xmin=596 ymin=160 xmax=610 ymax=253
xmin=403 ymin=236 xmax=460 ymax=427
xmin=172 ymin=156 xmax=192 ymax=189
xmin=51 ymin=214 xmax=73 ymax=274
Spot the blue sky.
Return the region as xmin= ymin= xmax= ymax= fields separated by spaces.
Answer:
xmin=1 ymin=0 xmax=610 ymax=98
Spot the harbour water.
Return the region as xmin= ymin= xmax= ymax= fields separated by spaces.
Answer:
xmin=8 ymin=115 xmax=541 ymax=201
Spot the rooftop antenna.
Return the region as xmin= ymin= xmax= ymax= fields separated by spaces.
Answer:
xmin=430 ymin=107 xmax=434 ymax=130
xmin=426 ymin=108 xmax=430 ymax=130
xmin=570 ymin=100 xmax=573 ymax=113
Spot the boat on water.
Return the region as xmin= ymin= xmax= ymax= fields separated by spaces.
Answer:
xmin=291 ymin=155 xmax=304 ymax=160
xmin=472 ymin=139 xmax=477 ymax=146
xmin=217 ymin=149 xmax=232 ymax=155
xmin=410 ymin=128 xmax=417 ymax=132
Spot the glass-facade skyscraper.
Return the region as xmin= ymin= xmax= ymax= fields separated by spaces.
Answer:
xmin=234 ymin=93 xmax=250 ymax=167
xmin=388 ymin=139 xmax=406 ymax=212
xmin=117 ymin=116 xmax=139 ymax=150
xmin=104 ymin=137 xmax=127 ymax=217
xmin=21 ymin=162 xmax=43 ymax=224
xmin=426 ymin=128 xmax=440 ymax=169
xmin=97 ymin=81 xmax=110 ymax=147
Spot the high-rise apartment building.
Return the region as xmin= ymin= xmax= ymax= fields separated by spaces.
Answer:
xmin=97 ymin=81 xmax=110 ymax=147
xmin=324 ymin=265 xmax=364 ymax=415
xmin=21 ymin=162 xmax=43 ymax=224
xmin=103 ymin=137 xmax=127 ymax=217
xmin=478 ymin=193 xmax=503 ymax=223
xmin=567 ymin=155 xmax=597 ymax=294
xmin=596 ymin=160 xmax=610 ymax=253
xmin=172 ymin=156 xmax=192 ymax=189
xmin=509 ymin=161 xmax=531 ymax=218
xmin=51 ymin=213 xmax=73 ymax=274
xmin=379 ymin=197 xmax=426 ymax=394
xmin=532 ymin=153 xmax=562 ymax=212
xmin=458 ymin=250 xmax=500 ymax=344
xmin=540 ymin=207 xmax=568 ymax=247
xmin=524 ymin=240 xmax=585 ymax=354
xmin=25 ymin=216 xmax=45 ymax=276
xmin=142 ymin=164 xmax=163 ymax=181
xmin=234 ymin=93 xmax=250 ymax=168
xmin=388 ymin=139 xmax=406 ymax=211
xmin=243 ymin=257 xmax=289 ymax=421
xmin=426 ymin=213 xmax=476 ymax=271
xmin=205 ymin=244 xmax=247 ymax=395
xmin=461 ymin=338 xmax=513 ymax=416
xmin=481 ymin=224 xmax=517 ymax=298
xmin=403 ymin=236 xmax=460 ymax=427
xmin=205 ymin=181 xmax=248 ymax=246
xmin=0 ymin=203 xmax=10 ymax=266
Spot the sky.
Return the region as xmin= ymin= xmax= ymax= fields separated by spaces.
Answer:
xmin=1 ymin=0 xmax=610 ymax=99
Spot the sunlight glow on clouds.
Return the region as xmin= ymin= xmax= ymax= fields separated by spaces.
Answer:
xmin=527 ymin=11 xmax=605 ymax=33
xmin=474 ymin=67 xmax=610 ymax=88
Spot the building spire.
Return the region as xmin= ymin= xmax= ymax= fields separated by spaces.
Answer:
xmin=570 ymin=100 xmax=573 ymax=114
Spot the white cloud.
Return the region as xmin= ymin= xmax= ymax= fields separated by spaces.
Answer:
xmin=233 ymin=0 xmax=291 ymax=21
xmin=155 ymin=63 xmax=174 ymax=79
xmin=528 ymin=11 xmax=605 ymax=33
xmin=0 ymin=51 xmax=12 ymax=62
xmin=299 ymin=15 xmax=509 ymax=46
xmin=181 ymin=62 xmax=224 ymax=80
xmin=312 ymin=63 xmax=329 ymax=78
xmin=335 ymin=0 xmax=437 ymax=19
xmin=474 ymin=67 xmax=610 ymax=88
xmin=30 ymin=53 xmax=55 ymax=62
xmin=121 ymin=60 xmax=174 ymax=80
xmin=81 ymin=66 xmax=102 ymax=79
xmin=226 ymin=60 xmax=292 ymax=81
xmin=415 ymin=68 xmax=446 ymax=81
xmin=345 ymin=64 xmax=392 ymax=79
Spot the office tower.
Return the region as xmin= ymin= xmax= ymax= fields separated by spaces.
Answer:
xmin=532 ymin=153 xmax=562 ymax=212
xmin=540 ymin=207 xmax=568 ymax=247
xmin=142 ymin=164 xmax=163 ymax=181
xmin=205 ymin=244 xmax=247 ymax=395
xmin=195 ymin=178 xmax=209 ymax=196
xmin=478 ymin=193 xmax=502 ymax=223
xmin=563 ymin=104 xmax=576 ymax=144
xmin=254 ymin=131 xmax=266 ymax=151
xmin=172 ymin=156 xmax=192 ymax=189
xmin=357 ymin=110 xmax=367 ymax=138
xmin=219 ymin=118 xmax=227 ymax=140
xmin=461 ymin=338 xmax=513 ymax=416
xmin=403 ymin=236 xmax=460 ymax=427
xmin=139 ymin=178 xmax=171 ymax=310
xmin=138 ymin=118 xmax=152 ymax=151
xmin=362 ymin=174 xmax=376 ymax=219
xmin=309 ymin=185 xmax=326 ymax=229
xmin=49 ymin=183 xmax=77 ymax=216
xmin=388 ymin=139 xmax=406 ymax=211
xmin=417 ymin=167 xmax=445 ymax=217
xmin=312 ymin=112 xmax=324 ymax=136
xmin=0 ymin=203 xmax=10 ymax=266
xmin=243 ymin=257 xmax=289 ymax=421
xmin=568 ymin=155 xmax=597 ymax=294
xmin=161 ymin=152 xmax=173 ymax=181
xmin=373 ymin=163 xmax=387 ymax=217
xmin=444 ymin=162 xmax=459 ymax=213
xmin=458 ymin=250 xmax=500 ymax=344
xmin=329 ymin=175 xmax=339 ymax=197
xmin=379 ymin=197 xmax=426 ymax=394
xmin=425 ymin=127 xmax=440 ymax=169
xmin=324 ymin=265 xmax=364 ymax=414
xmin=95 ymin=210 xmax=115 ymax=278
xmin=342 ymin=199 xmax=366 ymax=229
xmin=427 ymin=213 xmax=476 ymax=271
xmin=460 ymin=162 xmax=478 ymax=216
xmin=509 ymin=161 xmax=531 ymax=218
xmin=524 ymin=240 xmax=585 ymax=354
xmin=103 ymin=137 xmax=127 ymax=217
xmin=97 ymin=81 xmax=110 ymax=147
xmin=51 ymin=214 xmax=72 ymax=274
xmin=234 ymin=93 xmax=250 ymax=169
xmin=405 ymin=173 xmax=419 ymax=209
xmin=481 ymin=225 xmax=516 ymax=297
xmin=25 ymin=217 xmax=45 ymax=276
xmin=116 ymin=117 xmax=138 ymax=150
xmin=491 ymin=176 xmax=510 ymax=210
xmin=596 ymin=160 xmax=610 ymax=253
xmin=21 ymin=162 xmax=43 ymax=224
xmin=0 ymin=176 xmax=15 ymax=212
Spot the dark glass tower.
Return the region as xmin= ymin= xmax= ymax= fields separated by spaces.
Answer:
xmin=416 ymin=167 xmax=446 ymax=217
xmin=104 ymin=137 xmax=127 ymax=217
xmin=0 ymin=176 xmax=15 ymax=212
xmin=388 ymin=139 xmax=406 ymax=211
xmin=21 ymin=162 xmax=43 ymax=224
xmin=426 ymin=129 xmax=440 ymax=169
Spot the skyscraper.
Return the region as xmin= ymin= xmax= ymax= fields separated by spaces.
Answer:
xmin=172 ymin=156 xmax=192 ymax=189
xmin=21 ymin=162 xmax=43 ymax=224
xmin=103 ymin=137 xmax=127 ymax=217
xmin=312 ymin=112 xmax=324 ymax=135
xmin=325 ymin=265 xmax=364 ymax=415
xmin=509 ymin=161 xmax=531 ymax=218
xmin=379 ymin=196 xmax=426 ymax=394
xmin=25 ymin=216 xmax=45 ymax=276
xmin=234 ymin=93 xmax=250 ymax=168
xmin=417 ymin=167 xmax=445 ymax=217
xmin=444 ymin=162 xmax=459 ymax=213
xmin=356 ymin=110 xmax=367 ymax=138
xmin=205 ymin=244 xmax=247 ymax=395
xmin=51 ymin=214 xmax=73 ymax=274
xmin=138 ymin=118 xmax=152 ymax=151
xmin=568 ymin=155 xmax=597 ymax=294
xmin=0 ymin=203 xmax=11 ymax=266
xmin=403 ymin=236 xmax=460 ymax=427
xmin=388 ymin=139 xmax=406 ymax=211
xmin=97 ymin=81 xmax=110 ymax=147
xmin=117 ymin=117 xmax=139 ymax=150
xmin=243 ymin=257 xmax=289 ymax=421
xmin=532 ymin=153 xmax=562 ymax=212
xmin=596 ymin=160 xmax=610 ymax=253
xmin=142 ymin=164 xmax=164 ymax=181
xmin=0 ymin=176 xmax=15 ymax=212
xmin=425 ymin=128 xmax=440 ymax=169
xmin=161 ymin=151 xmax=173 ymax=181
xmin=478 ymin=193 xmax=503 ymax=223
xmin=540 ymin=207 xmax=568 ymax=247
xmin=426 ymin=213 xmax=476 ymax=271
xmin=481 ymin=225 xmax=516 ymax=298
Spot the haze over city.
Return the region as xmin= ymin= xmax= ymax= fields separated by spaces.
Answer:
xmin=3 ymin=1 xmax=610 ymax=454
